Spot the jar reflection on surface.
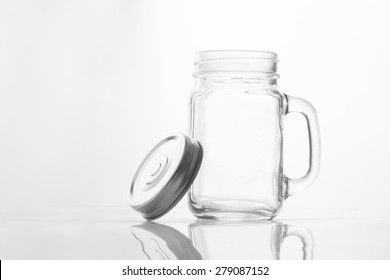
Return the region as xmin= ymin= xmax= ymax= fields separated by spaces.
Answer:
xmin=129 ymin=221 xmax=314 ymax=260
xmin=189 ymin=221 xmax=314 ymax=260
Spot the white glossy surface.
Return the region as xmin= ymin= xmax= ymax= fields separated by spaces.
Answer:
xmin=1 ymin=207 xmax=389 ymax=260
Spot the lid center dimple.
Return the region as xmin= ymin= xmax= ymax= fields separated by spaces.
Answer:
xmin=150 ymin=162 xmax=162 ymax=177
xmin=144 ymin=154 xmax=169 ymax=187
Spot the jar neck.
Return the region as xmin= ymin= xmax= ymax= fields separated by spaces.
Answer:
xmin=193 ymin=50 xmax=279 ymax=88
xmin=194 ymin=75 xmax=278 ymax=90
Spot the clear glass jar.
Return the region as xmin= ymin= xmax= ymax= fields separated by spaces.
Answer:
xmin=188 ymin=50 xmax=320 ymax=220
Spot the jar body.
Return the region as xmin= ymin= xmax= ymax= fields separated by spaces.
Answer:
xmin=188 ymin=81 xmax=287 ymax=220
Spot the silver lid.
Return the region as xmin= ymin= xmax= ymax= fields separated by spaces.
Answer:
xmin=129 ymin=132 xmax=203 ymax=220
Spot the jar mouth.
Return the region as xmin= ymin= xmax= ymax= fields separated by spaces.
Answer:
xmin=194 ymin=50 xmax=279 ymax=78
xmin=195 ymin=50 xmax=278 ymax=64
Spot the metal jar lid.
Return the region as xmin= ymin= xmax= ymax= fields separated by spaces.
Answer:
xmin=129 ymin=132 xmax=203 ymax=220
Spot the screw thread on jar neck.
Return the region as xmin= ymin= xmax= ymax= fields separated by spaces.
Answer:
xmin=193 ymin=50 xmax=280 ymax=82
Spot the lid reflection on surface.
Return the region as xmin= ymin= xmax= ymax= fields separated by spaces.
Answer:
xmin=130 ymin=222 xmax=202 ymax=260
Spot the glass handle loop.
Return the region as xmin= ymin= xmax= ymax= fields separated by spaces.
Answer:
xmin=285 ymin=95 xmax=321 ymax=197
xmin=282 ymin=225 xmax=314 ymax=260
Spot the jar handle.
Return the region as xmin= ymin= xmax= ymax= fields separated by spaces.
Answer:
xmin=281 ymin=225 xmax=314 ymax=260
xmin=285 ymin=95 xmax=321 ymax=197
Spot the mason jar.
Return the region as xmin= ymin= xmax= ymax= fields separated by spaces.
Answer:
xmin=188 ymin=50 xmax=320 ymax=220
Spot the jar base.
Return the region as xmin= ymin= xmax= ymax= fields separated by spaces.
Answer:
xmin=194 ymin=212 xmax=274 ymax=221
xmin=190 ymin=201 xmax=279 ymax=221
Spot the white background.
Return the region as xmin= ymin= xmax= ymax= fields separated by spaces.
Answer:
xmin=1 ymin=0 xmax=390 ymax=219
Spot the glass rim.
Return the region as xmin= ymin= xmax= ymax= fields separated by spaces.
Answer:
xmin=195 ymin=50 xmax=278 ymax=64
